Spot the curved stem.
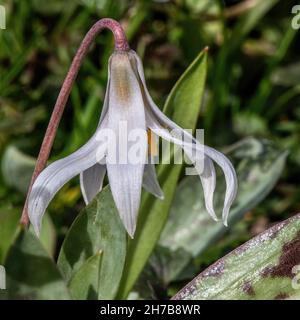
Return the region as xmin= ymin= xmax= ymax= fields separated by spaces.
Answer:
xmin=20 ymin=18 xmax=130 ymax=226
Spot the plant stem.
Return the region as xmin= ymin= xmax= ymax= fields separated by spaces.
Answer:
xmin=20 ymin=18 xmax=130 ymax=227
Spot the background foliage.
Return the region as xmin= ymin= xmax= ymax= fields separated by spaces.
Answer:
xmin=1 ymin=0 xmax=300 ymax=299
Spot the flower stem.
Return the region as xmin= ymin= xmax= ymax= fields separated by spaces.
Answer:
xmin=20 ymin=18 xmax=130 ymax=227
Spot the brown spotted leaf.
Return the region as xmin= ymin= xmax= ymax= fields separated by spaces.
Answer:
xmin=173 ymin=214 xmax=300 ymax=300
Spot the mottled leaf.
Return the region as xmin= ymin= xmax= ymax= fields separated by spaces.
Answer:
xmin=173 ymin=214 xmax=300 ymax=300
xmin=57 ymin=186 xmax=126 ymax=300
xmin=117 ymin=48 xmax=208 ymax=298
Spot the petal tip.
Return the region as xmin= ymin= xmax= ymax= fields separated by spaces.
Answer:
xmin=126 ymin=226 xmax=136 ymax=239
xmin=212 ymin=215 xmax=219 ymax=222
xmin=207 ymin=207 xmax=218 ymax=222
xmin=29 ymin=208 xmax=41 ymax=236
xmin=32 ymin=223 xmax=41 ymax=237
xmin=28 ymin=199 xmax=42 ymax=237
xmin=157 ymin=191 xmax=165 ymax=200
xmin=128 ymin=233 xmax=135 ymax=239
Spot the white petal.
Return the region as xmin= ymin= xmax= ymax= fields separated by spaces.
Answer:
xmin=203 ymin=146 xmax=238 ymax=226
xmin=184 ymin=145 xmax=217 ymax=221
xmin=199 ymin=157 xmax=217 ymax=221
xmin=146 ymin=112 xmax=217 ymax=219
xmin=106 ymin=51 xmax=147 ymax=237
xmin=134 ymin=48 xmax=218 ymax=215
xmin=28 ymin=134 xmax=105 ymax=235
xmin=132 ymin=50 xmax=185 ymax=131
xmin=80 ymin=112 xmax=108 ymax=204
xmin=143 ymin=157 xmax=164 ymax=200
xmin=107 ymin=164 xmax=144 ymax=238
xmin=98 ymin=60 xmax=111 ymax=125
xmin=80 ymin=163 xmax=106 ymax=204
xmin=135 ymin=50 xmax=237 ymax=224
xmin=147 ymin=114 xmax=237 ymax=224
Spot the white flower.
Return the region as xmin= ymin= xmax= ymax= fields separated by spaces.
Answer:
xmin=28 ymin=49 xmax=238 ymax=238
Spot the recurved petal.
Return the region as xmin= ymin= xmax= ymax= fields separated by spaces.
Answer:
xmin=133 ymin=51 xmax=184 ymax=132
xmin=135 ymin=50 xmax=205 ymax=155
xmin=158 ymin=125 xmax=218 ymax=221
xmin=134 ymin=50 xmax=237 ymax=223
xmin=184 ymin=144 xmax=217 ymax=221
xmin=199 ymin=156 xmax=217 ymax=220
xmin=28 ymin=134 xmax=105 ymax=235
xmin=147 ymin=114 xmax=237 ymax=224
xmin=80 ymin=163 xmax=107 ymax=204
xmin=203 ymin=146 xmax=238 ymax=226
xmin=80 ymin=115 xmax=108 ymax=205
xmin=143 ymin=157 xmax=164 ymax=200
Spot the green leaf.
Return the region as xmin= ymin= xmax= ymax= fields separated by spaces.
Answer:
xmin=131 ymin=246 xmax=194 ymax=300
xmin=0 ymin=208 xmax=20 ymax=264
xmin=117 ymin=48 xmax=208 ymax=298
xmin=0 ymin=207 xmax=56 ymax=262
xmin=57 ymin=186 xmax=126 ymax=300
xmin=163 ymin=47 xmax=208 ymax=124
xmin=31 ymin=213 xmax=57 ymax=257
xmin=157 ymin=138 xmax=287 ymax=282
xmin=1 ymin=145 xmax=35 ymax=194
xmin=173 ymin=214 xmax=300 ymax=300
xmin=68 ymin=252 xmax=102 ymax=300
xmin=2 ymin=229 xmax=70 ymax=300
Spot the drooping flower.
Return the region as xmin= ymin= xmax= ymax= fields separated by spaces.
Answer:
xmin=28 ymin=49 xmax=238 ymax=238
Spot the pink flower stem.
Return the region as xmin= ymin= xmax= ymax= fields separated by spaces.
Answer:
xmin=20 ymin=18 xmax=130 ymax=227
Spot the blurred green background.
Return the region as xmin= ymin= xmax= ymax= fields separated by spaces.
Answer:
xmin=1 ymin=0 xmax=300 ymax=297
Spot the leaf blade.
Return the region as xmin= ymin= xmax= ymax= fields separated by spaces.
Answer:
xmin=173 ymin=214 xmax=300 ymax=300
xmin=3 ymin=229 xmax=70 ymax=300
xmin=68 ymin=252 xmax=102 ymax=300
xmin=57 ymin=186 xmax=127 ymax=300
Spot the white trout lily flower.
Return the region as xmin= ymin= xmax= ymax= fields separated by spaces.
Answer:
xmin=28 ymin=49 xmax=238 ymax=238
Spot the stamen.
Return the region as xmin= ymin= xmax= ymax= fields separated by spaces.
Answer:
xmin=147 ymin=129 xmax=158 ymax=157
